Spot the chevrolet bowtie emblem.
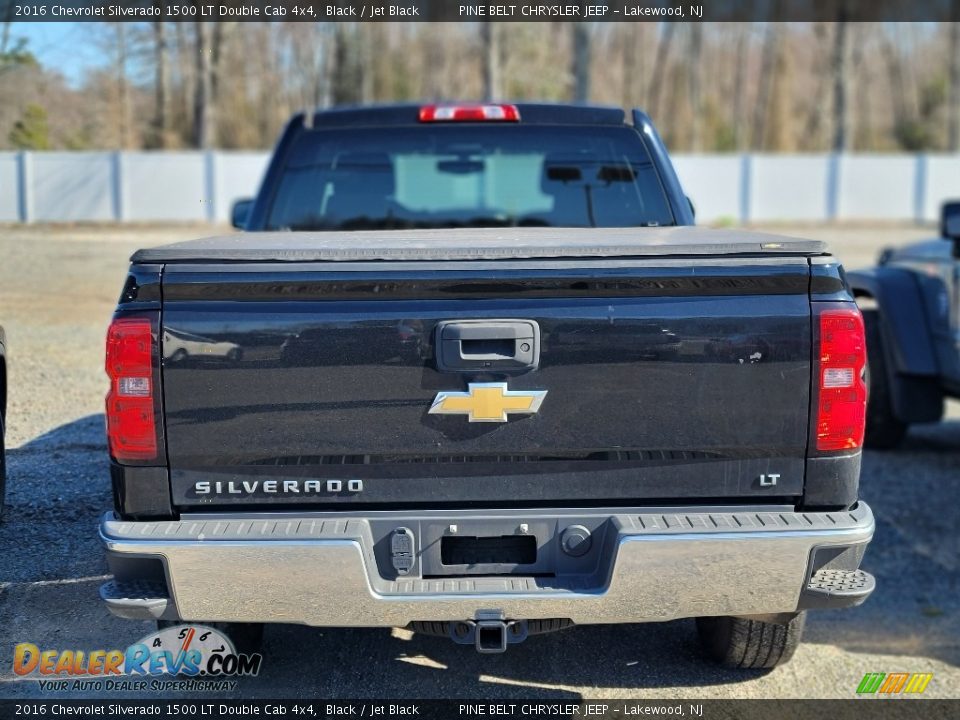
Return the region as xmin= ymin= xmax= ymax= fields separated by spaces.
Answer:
xmin=429 ymin=382 xmax=547 ymax=423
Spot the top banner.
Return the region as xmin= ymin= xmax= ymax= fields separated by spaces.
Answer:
xmin=5 ymin=0 xmax=960 ymax=22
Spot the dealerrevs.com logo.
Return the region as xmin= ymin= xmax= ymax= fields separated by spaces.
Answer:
xmin=13 ymin=625 xmax=263 ymax=692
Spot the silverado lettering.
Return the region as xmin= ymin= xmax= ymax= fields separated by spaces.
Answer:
xmin=193 ymin=480 xmax=362 ymax=496
xmin=99 ymin=103 xmax=875 ymax=667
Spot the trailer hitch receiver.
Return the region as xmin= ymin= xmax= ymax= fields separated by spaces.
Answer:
xmin=449 ymin=611 xmax=529 ymax=653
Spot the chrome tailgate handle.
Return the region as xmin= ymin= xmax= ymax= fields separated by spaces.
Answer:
xmin=436 ymin=319 xmax=540 ymax=372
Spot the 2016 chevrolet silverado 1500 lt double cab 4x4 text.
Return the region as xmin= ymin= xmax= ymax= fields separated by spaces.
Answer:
xmin=99 ymin=104 xmax=875 ymax=667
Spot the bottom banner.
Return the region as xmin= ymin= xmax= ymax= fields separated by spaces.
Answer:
xmin=0 ymin=700 xmax=957 ymax=720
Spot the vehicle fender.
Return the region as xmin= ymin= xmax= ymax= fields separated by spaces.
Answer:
xmin=0 ymin=327 xmax=6 ymax=421
xmin=847 ymin=267 xmax=943 ymax=423
xmin=847 ymin=267 xmax=938 ymax=376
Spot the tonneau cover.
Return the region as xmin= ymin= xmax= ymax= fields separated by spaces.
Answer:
xmin=132 ymin=226 xmax=827 ymax=264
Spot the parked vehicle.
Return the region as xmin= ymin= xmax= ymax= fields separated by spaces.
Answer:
xmin=98 ymin=104 xmax=875 ymax=668
xmin=847 ymin=201 xmax=960 ymax=448
xmin=0 ymin=324 xmax=5 ymax=517
xmin=163 ymin=328 xmax=242 ymax=364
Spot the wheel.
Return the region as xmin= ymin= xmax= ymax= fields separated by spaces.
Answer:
xmin=862 ymin=309 xmax=908 ymax=449
xmin=157 ymin=620 xmax=265 ymax=655
xmin=170 ymin=348 xmax=188 ymax=363
xmin=696 ymin=612 xmax=806 ymax=669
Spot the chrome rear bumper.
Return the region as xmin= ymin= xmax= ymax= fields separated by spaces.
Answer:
xmin=99 ymin=503 xmax=874 ymax=626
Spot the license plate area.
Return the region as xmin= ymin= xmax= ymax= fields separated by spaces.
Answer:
xmin=421 ymin=519 xmax=555 ymax=578
xmin=369 ymin=515 xmax=612 ymax=580
xmin=440 ymin=535 xmax=537 ymax=567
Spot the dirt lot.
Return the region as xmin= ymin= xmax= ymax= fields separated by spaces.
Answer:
xmin=0 ymin=224 xmax=957 ymax=700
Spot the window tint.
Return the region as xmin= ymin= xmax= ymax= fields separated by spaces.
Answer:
xmin=266 ymin=125 xmax=675 ymax=231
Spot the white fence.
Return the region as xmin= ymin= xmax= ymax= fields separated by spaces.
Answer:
xmin=1 ymin=150 xmax=958 ymax=225
xmin=0 ymin=151 xmax=269 ymax=225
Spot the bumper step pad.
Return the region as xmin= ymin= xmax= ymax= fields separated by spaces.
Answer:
xmin=99 ymin=579 xmax=170 ymax=620
xmin=801 ymin=568 xmax=875 ymax=610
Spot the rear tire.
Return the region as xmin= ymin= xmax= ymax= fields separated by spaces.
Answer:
xmin=696 ymin=612 xmax=806 ymax=669
xmin=157 ymin=620 xmax=265 ymax=655
xmin=862 ymin=309 xmax=908 ymax=449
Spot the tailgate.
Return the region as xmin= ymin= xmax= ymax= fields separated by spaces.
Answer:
xmin=159 ymin=257 xmax=812 ymax=509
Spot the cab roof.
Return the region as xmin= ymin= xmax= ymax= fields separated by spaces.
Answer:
xmin=307 ymin=103 xmax=628 ymax=128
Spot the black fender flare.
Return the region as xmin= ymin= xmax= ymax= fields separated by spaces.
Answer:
xmin=0 ymin=327 xmax=5 ymax=422
xmin=846 ymin=267 xmax=942 ymax=423
xmin=846 ymin=267 xmax=938 ymax=376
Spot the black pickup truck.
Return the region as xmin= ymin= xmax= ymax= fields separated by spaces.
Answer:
xmin=99 ymin=104 xmax=875 ymax=667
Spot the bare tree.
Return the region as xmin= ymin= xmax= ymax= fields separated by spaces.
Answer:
xmin=831 ymin=16 xmax=851 ymax=152
xmin=801 ymin=23 xmax=832 ymax=150
xmin=648 ymin=23 xmax=675 ymax=120
xmin=286 ymin=24 xmax=332 ymax=112
xmin=481 ymin=23 xmax=502 ymax=101
xmin=420 ymin=28 xmax=445 ymax=100
xmin=359 ymin=24 xmax=375 ymax=103
xmin=620 ymin=25 xmax=636 ymax=107
xmin=328 ymin=24 xmax=347 ymax=105
xmin=192 ymin=21 xmax=231 ymax=147
xmin=114 ymin=23 xmax=132 ymax=149
xmin=766 ymin=26 xmax=795 ymax=151
xmin=5 ymin=18 xmax=960 ymax=154
xmin=753 ymin=21 xmax=782 ymax=149
xmin=731 ymin=24 xmax=751 ymax=151
xmin=193 ymin=21 xmax=213 ymax=149
xmin=151 ymin=21 xmax=170 ymax=148
xmin=210 ymin=23 xmax=230 ymax=104
xmin=687 ymin=24 xmax=704 ymax=151
xmin=852 ymin=24 xmax=870 ymax=150
xmin=948 ymin=7 xmax=960 ymax=151
xmin=174 ymin=22 xmax=195 ymax=140
xmin=571 ymin=23 xmax=590 ymax=103
xmin=1 ymin=12 xmax=12 ymax=57
xmin=318 ymin=24 xmax=337 ymax=108
xmin=369 ymin=24 xmax=393 ymax=103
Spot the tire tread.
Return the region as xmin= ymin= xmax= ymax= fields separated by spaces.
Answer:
xmin=696 ymin=612 xmax=806 ymax=669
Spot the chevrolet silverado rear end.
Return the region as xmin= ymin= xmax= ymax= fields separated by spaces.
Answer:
xmin=99 ymin=104 xmax=874 ymax=666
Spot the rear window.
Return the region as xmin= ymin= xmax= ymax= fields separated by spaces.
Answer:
xmin=265 ymin=125 xmax=675 ymax=231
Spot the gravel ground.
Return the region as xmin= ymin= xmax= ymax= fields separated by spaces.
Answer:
xmin=0 ymin=223 xmax=957 ymax=700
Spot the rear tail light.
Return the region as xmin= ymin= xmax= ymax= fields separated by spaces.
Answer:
xmin=105 ymin=318 xmax=157 ymax=461
xmin=816 ymin=307 xmax=867 ymax=452
xmin=419 ymin=104 xmax=520 ymax=122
